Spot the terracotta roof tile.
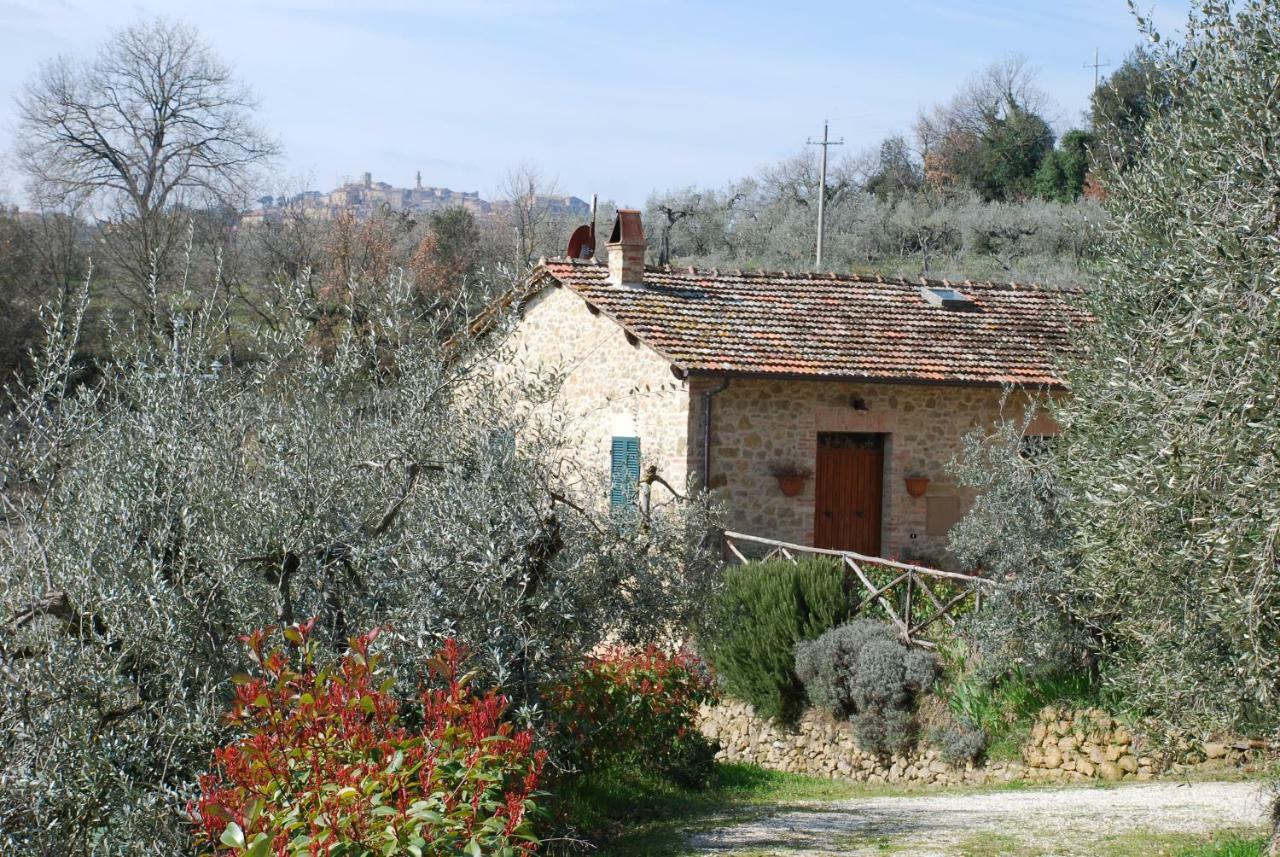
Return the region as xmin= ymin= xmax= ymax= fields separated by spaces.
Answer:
xmin=533 ymin=258 xmax=1089 ymax=388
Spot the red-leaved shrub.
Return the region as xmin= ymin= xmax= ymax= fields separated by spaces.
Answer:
xmin=190 ymin=622 xmax=546 ymax=856
xmin=545 ymin=647 xmax=717 ymax=786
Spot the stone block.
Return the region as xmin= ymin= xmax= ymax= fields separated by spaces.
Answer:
xmin=1203 ymin=742 xmax=1228 ymax=760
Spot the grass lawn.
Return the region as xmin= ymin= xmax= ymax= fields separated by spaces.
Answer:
xmin=1172 ymin=833 xmax=1268 ymax=857
xmin=954 ymin=829 xmax=1265 ymax=857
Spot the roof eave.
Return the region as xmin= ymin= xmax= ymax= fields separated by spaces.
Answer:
xmin=682 ymin=367 xmax=1069 ymax=391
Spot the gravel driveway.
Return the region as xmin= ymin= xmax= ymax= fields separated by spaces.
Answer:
xmin=689 ymin=779 xmax=1270 ymax=856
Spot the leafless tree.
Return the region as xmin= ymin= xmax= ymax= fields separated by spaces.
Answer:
xmin=497 ymin=164 xmax=565 ymax=269
xmin=15 ymin=17 xmax=278 ymax=317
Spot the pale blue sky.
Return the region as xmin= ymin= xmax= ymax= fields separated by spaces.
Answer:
xmin=0 ymin=0 xmax=1191 ymax=206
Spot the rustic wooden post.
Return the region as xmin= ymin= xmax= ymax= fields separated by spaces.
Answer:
xmin=905 ymin=574 xmax=914 ymax=634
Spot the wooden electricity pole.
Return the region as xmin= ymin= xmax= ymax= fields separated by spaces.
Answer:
xmin=807 ymin=120 xmax=843 ymax=271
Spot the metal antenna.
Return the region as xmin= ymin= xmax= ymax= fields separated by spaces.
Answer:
xmin=1084 ymin=47 xmax=1111 ymax=90
xmin=590 ymin=193 xmax=598 ymax=259
xmin=806 ymin=120 xmax=843 ymax=271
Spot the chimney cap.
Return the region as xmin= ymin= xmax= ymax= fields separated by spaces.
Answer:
xmin=608 ymin=209 xmax=644 ymax=245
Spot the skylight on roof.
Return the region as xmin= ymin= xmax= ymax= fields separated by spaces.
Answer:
xmin=921 ymin=286 xmax=976 ymax=310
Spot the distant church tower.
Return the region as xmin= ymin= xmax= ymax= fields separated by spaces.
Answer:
xmin=415 ymin=170 xmax=422 ymax=190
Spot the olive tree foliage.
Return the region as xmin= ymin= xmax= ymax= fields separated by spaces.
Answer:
xmin=15 ymin=17 xmax=279 ymax=311
xmin=1051 ymin=0 xmax=1280 ymax=734
xmin=948 ymin=411 xmax=1091 ymax=681
xmin=0 ymin=264 xmax=721 ymax=852
xmin=648 ymin=172 xmax=1103 ymax=283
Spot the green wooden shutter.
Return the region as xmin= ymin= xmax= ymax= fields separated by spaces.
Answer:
xmin=610 ymin=436 xmax=641 ymax=509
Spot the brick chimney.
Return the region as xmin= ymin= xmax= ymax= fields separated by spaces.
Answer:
xmin=607 ymin=209 xmax=646 ymax=286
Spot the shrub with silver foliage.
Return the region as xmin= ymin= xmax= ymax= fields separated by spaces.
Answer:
xmin=794 ymin=620 xmax=939 ymax=757
xmin=0 ymin=270 xmax=720 ymax=853
xmin=934 ymin=720 xmax=987 ymax=766
xmin=948 ymin=411 xmax=1091 ymax=681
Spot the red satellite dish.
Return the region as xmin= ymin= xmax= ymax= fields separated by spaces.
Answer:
xmin=566 ymin=224 xmax=595 ymax=259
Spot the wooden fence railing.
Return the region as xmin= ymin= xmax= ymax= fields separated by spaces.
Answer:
xmin=722 ymin=531 xmax=996 ymax=648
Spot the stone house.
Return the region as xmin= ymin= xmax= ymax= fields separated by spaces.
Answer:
xmin=488 ymin=211 xmax=1086 ymax=568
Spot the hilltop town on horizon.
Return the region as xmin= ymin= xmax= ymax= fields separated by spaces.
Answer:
xmin=242 ymin=171 xmax=591 ymax=225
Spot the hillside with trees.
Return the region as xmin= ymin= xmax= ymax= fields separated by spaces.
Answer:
xmin=646 ymin=54 xmax=1170 ymax=286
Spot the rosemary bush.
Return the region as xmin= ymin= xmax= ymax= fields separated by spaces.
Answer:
xmin=702 ymin=558 xmax=848 ymax=724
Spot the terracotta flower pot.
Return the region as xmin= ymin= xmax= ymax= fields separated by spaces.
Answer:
xmin=905 ymin=476 xmax=930 ymax=498
xmin=776 ymin=474 xmax=806 ymax=496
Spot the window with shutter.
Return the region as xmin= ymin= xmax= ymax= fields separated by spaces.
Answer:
xmin=609 ymin=436 xmax=641 ymax=509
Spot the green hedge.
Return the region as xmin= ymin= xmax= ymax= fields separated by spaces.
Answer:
xmin=702 ymin=558 xmax=849 ymax=723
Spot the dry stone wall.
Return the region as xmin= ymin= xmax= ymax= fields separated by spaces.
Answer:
xmin=700 ymin=699 xmax=1020 ymax=787
xmin=700 ymin=699 xmax=1262 ymax=787
xmin=1022 ymin=706 xmax=1255 ymax=781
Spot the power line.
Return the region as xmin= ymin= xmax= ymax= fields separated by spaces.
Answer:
xmin=806 ymin=120 xmax=843 ymax=272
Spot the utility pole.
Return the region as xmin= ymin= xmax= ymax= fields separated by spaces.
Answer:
xmin=807 ymin=120 xmax=843 ymax=271
xmin=1084 ymin=47 xmax=1111 ymax=90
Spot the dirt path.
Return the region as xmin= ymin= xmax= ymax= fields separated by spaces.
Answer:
xmin=689 ymin=780 xmax=1269 ymax=856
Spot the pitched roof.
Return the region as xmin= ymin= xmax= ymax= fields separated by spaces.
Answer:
xmin=524 ymin=258 xmax=1089 ymax=388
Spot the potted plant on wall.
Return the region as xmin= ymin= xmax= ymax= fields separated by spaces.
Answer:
xmin=904 ymin=474 xmax=930 ymax=498
xmin=770 ymin=463 xmax=812 ymax=497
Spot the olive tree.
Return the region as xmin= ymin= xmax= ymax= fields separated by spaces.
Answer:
xmin=1052 ymin=0 xmax=1280 ymax=735
xmin=0 ymin=263 xmax=720 ymax=852
xmin=948 ymin=412 xmax=1091 ymax=681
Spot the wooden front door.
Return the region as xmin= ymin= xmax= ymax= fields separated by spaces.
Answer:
xmin=814 ymin=433 xmax=884 ymax=555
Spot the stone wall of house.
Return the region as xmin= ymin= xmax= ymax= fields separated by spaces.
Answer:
xmin=497 ymin=283 xmax=693 ymax=499
xmin=699 ymin=700 xmax=1261 ymax=786
xmin=693 ymin=378 xmax=1057 ymax=566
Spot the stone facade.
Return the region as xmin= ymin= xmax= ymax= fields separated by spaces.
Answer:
xmin=700 ymin=700 xmax=1263 ymax=787
xmin=694 ymin=378 xmax=1057 ymax=566
xmin=498 ymin=283 xmax=693 ymax=499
